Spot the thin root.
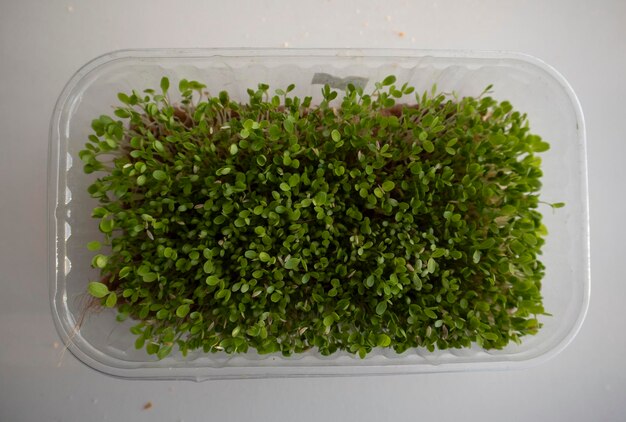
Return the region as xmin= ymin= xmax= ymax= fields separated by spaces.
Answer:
xmin=57 ymin=293 xmax=103 ymax=367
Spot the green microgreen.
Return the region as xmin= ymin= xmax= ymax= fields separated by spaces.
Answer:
xmin=80 ymin=76 xmax=555 ymax=359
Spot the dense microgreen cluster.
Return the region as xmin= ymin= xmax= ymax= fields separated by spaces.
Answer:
xmin=81 ymin=76 xmax=556 ymax=360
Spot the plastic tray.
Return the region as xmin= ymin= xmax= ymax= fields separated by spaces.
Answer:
xmin=48 ymin=48 xmax=590 ymax=380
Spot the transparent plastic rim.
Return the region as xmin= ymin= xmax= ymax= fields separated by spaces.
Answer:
xmin=48 ymin=48 xmax=590 ymax=380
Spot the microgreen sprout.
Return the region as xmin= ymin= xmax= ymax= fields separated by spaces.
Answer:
xmin=80 ymin=76 xmax=554 ymax=359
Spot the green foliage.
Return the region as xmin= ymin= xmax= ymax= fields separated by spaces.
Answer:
xmin=81 ymin=76 xmax=555 ymax=359
xmin=88 ymin=281 xmax=109 ymax=298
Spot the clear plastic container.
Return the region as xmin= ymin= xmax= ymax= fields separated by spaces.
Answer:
xmin=48 ymin=49 xmax=590 ymax=380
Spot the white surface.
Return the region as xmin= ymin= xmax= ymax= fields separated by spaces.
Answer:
xmin=0 ymin=0 xmax=623 ymax=420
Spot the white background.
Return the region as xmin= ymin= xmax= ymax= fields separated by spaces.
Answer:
xmin=1 ymin=1 xmax=624 ymax=421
